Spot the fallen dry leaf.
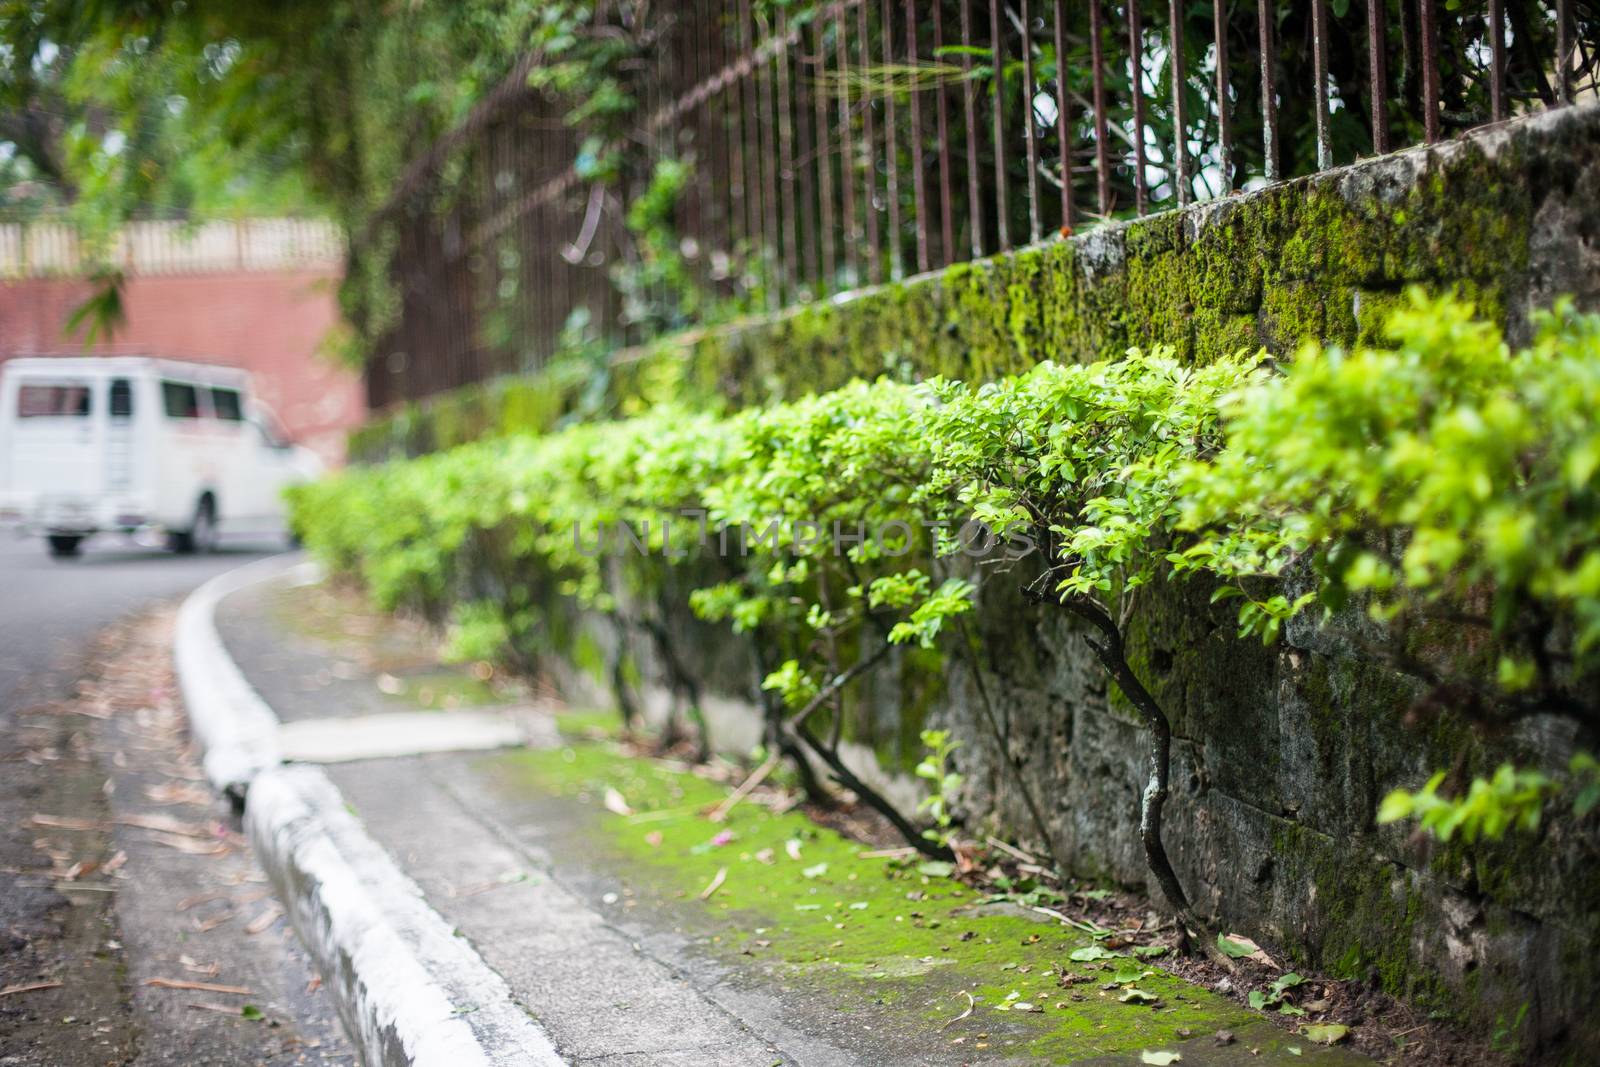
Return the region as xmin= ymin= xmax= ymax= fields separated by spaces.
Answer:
xmin=142 ymin=830 xmax=226 ymax=855
xmin=603 ymin=787 xmax=633 ymax=816
xmin=117 ymin=813 xmax=207 ymax=837
xmin=0 ymin=981 xmax=63 ymax=998
xmin=29 ymin=813 xmax=106 ymax=832
xmin=698 ymin=867 xmax=728 ymax=900
xmin=176 ymin=893 xmax=226 ymax=913
xmin=940 ymin=990 xmax=976 ymax=1030
xmin=244 ymin=904 xmax=283 ymax=935
xmin=145 ymin=978 xmax=253 ymax=995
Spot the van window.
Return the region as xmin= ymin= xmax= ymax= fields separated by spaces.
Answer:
xmin=18 ymin=383 xmax=92 ymax=418
xmin=210 ymin=387 xmax=243 ymax=421
xmin=162 ymin=381 xmax=202 ymax=419
xmin=110 ymin=379 xmax=134 ymax=419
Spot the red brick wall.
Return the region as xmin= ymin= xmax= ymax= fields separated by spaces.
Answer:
xmin=0 ymin=270 xmax=363 ymax=463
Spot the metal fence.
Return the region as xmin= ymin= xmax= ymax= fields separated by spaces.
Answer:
xmin=366 ymin=0 xmax=1598 ymax=409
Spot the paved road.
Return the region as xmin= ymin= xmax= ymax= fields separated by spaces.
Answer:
xmin=0 ymin=527 xmax=351 ymax=1066
xmin=0 ymin=528 xmax=280 ymax=716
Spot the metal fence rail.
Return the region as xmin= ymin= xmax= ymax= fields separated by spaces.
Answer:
xmin=367 ymin=0 xmax=1598 ymax=409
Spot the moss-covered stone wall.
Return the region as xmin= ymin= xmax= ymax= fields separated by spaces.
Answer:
xmin=346 ymin=105 xmax=1600 ymax=1057
xmin=352 ymin=104 xmax=1600 ymax=463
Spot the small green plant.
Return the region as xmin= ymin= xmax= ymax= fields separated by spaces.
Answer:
xmin=914 ymin=729 xmax=963 ymax=848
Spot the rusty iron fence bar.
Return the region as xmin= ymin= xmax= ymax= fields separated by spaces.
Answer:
xmin=1368 ymin=0 xmax=1390 ymax=154
xmin=1090 ymin=0 xmax=1111 ymax=214
xmin=1128 ymin=0 xmax=1149 ymax=214
xmin=1421 ymin=0 xmax=1441 ymax=142
xmin=908 ymin=0 xmax=932 ymax=273
xmin=989 ymin=0 xmax=1011 ymax=250
xmin=1053 ymin=0 xmax=1075 ymax=231
xmin=1214 ymin=0 xmax=1232 ymax=190
xmin=364 ymin=0 xmax=1600 ymax=410
xmin=1021 ymin=0 xmax=1042 ymax=242
xmin=1312 ymin=0 xmax=1333 ymax=170
xmin=1259 ymin=0 xmax=1279 ymax=181
xmin=882 ymin=0 xmax=904 ymax=281
xmin=962 ymin=0 xmax=985 ymax=256
xmin=933 ymin=1 xmax=956 ymax=261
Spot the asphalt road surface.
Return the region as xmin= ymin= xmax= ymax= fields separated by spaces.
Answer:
xmin=0 ymin=529 xmax=277 ymax=717
xmin=0 ymin=527 xmax=352 ymax=1066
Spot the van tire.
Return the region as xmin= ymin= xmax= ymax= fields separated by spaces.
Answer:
xmin=47 ymin=535 xmax=84 ymax=558
xmin=168 ymin=498 xmax=217 ymax=554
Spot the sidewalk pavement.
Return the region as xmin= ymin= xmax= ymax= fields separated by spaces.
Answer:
xmin=197 ymin=559 xmax=1374 ymax=1067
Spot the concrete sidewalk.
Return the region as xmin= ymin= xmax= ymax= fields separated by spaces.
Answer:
xmin=198 ymin=563 xmax=1375 ymax=1067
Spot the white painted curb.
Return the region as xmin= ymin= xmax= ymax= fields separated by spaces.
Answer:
xmin=174 ymin=556 xmax=566 ymax=1067
xmin=174 ymin=554 xmax=296 ymax=797
xmin=247 ymin=765 xmax=565 ymax=1067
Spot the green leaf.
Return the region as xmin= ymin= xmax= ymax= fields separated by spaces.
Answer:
xmin=1303 ymin=1023 xmax=1350 ymax=1044
xmin=916 ymin=860 xmax=954 ymax=878
xmin=1069 ymin=945 xmax=1122 ymax=962
xmin=1216 ymin=933 xmax=1261 ymax=959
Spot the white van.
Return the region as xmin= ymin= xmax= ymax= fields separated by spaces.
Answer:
xmin=0 ymin=357 xmax=322 ymax=557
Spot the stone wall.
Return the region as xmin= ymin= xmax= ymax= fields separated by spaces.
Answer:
xmin=353 ymin=105 xmax=1600 ymax=1055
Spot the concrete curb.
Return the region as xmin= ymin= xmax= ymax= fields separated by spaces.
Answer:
xmin=174 ymin=555 xmax=566 ymax=1067
xmin=174 ymin=554 xmax=295 ymax=797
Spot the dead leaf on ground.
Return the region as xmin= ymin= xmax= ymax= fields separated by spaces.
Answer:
xmin=603 ymin=787 xmax=633 ymax=816
xmin=145 ymin=978 xmax=254 ymax=995
xmin=193 ymin=909 xmax=235 ymax=933
xmin=1216 ymin=932 xmax=1277 ymax=967
xmin=698 ymin=867 xmax=728 ymax=900
xmin=0 ymin=981 xmax=63 ymax=998
xmin=145 ymin=782 xmax=211 ymax=806
xmin=178 ymin=956 xmax=220 ymax=977
xmin=939 ymin=991 xmax=976 ymax=1030
xmin=244 ymin=904 xmax=284 ymax=935
xmin=117 ymin=813 xmax=208 ymax=837
xmin=29 ymin=813 xmax=106 ymax=833
xmin=143 ymin=830 xmax=226 ymax=855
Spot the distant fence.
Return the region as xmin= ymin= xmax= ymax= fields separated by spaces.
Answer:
xmin=0 ymin=218 xmax=345 ymax=280
xmin=367 ymin=0 xmax=1599 ymax=409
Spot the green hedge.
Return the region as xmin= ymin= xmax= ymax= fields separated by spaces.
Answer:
xmin=296 ymin=290 xmax=1600 ymax=899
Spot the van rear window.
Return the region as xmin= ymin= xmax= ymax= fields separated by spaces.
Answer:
xmin=110 ymin=379 xmax=133 ymax=418
xmin=162 ymin=381 xmax=201 ymax=419
xmin=17 ymin=383 xmax=91 ymax=418
xmin=210 ymin=387 xmax=243 ymax=421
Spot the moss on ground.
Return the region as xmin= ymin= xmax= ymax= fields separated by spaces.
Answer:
xmin=495 ymin=739 xmax=1368 ymax=1064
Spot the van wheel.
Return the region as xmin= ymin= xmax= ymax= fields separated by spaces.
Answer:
xmin=168 ymin=499 xmax=217 ymax=554
xmin=47 ymin=535 xmax=84 ymax=558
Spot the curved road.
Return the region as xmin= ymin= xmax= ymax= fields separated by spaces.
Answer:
xmin=0 ymin=529 xmax=276 ymax=715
